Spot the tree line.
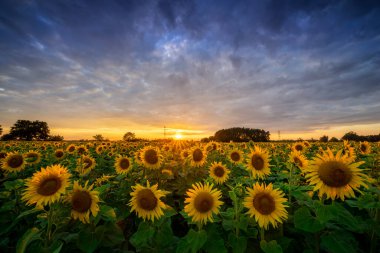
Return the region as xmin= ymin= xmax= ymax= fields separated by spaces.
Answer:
xmin=202 ymin=127 xmax=270 ymax=142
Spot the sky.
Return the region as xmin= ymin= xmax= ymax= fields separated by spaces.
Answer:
xmin=1 ymin=0 xmax=380 ymax=140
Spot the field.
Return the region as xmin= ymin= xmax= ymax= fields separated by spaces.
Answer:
xmin=0 ymin=140 xmax=379 ymax=253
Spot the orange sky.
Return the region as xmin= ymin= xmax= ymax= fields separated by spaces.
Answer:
xmin=2 ymin=122 xmax=378 ymax=141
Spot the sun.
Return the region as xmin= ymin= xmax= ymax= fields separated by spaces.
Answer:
xmin=174 ymin=132 xmax=183 ymax=139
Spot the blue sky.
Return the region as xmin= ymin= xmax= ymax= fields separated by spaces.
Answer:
xmin=1 ymin=0 xmax=380 ymax=140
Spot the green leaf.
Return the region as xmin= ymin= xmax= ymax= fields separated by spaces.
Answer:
xmin=320 ymin=231 xmax=358 ymax=253
xmin=99 ymin=205 xmax=117 ymax=221
xmin=51 ymin=241 xmax=63 ymax=253
xmin=228 ymin=191 xmax=237 ymax=203
xmin=4 ymin=179 xmax=24 ymax=190
xmin=222 ymin=219 xmax=235 ymax=231
xmin=203 ymin=225 xmax=227 ymax=253
xmin=99 ymin=222 xmax=125 ymax=247
xmin=314 ymin=202 xmax=335 ymax=224
xmin=77 ymin=230 xmax=100 ymax=253
xmin=186 ymin=229 xmax=207 ymax=253
xmin=328 ymin=203 xmax=362 ymax=232
xmin=16 ymin=227 xmax=40 ymax=253
xmin=154 ymin=220 xmax=176 ymax=248
xmin=1 ymin=208 xmax=43 ymax=235
xmin=130 ymin=222 xmax=155 ymax=249
xmin=294 ymin=206 xmax=324 ymax=233
xmin=237 ymin=215 xmax=249 ymax=232
xmin=260 ymin=240 xmax=283 ymax=253
xmin=228 ymin=233 xmax=247 ymax=253
xmin=176 ymin=229 xmax=207 ymax=253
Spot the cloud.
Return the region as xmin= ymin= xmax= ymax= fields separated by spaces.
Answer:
xmin=1 ymin=0 xmax=380 ymax=139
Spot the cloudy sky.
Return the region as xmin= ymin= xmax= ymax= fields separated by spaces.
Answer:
xmin=1 ymin=0 xmax=380 ymax=140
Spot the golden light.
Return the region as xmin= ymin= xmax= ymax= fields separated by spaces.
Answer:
xmin=174 ymin=132 xmax=183 ymax=139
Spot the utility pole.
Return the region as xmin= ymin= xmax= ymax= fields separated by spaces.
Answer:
xmin=278 ymin=130 xmax=281 ymax=141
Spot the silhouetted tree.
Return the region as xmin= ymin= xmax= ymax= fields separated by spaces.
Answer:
xmin=341 ymin=131 xmax=380 ymax=142
xmin=123 ymin=132 xmax=136 ymax=141
xmin=93 ymin=134 xmax=105 ymax=141
xmin=0 ymin=124 xmax=2 ymax=136
xmin=1 ymin=134 xmax=13 ymax=141
xmin=342 ymin=131 xmax=360 ymax=141
xmin=214 ymin=127 xmax=270 ymax=142
xmin=319 ymin=135 xmax=329 ymax=142
xmin=329 ymin=137 xmax=339 ymax=142
xmin=8 ymin=120 xmax=50 ymax=140
xmin=48 ymin=135 xmax=64 ymax=141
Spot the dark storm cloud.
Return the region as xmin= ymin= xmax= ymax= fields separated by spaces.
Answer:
xmin=1 ymin=0 xmax=380 ymax=136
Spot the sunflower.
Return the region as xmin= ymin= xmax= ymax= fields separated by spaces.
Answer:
xmin=76 ymin=145 xmax=88 ymax=155
xmin=1 ymin=152 xmax=26 ymax=173
xmin=162 ymin=144 xmax=172 ymax=153
xmin=209 ymin=162 xmax=230 ymax=184
xmin=359 ymin=141 xmax=371 ymax=155
xmin=22 ymin=165 xmax=71 ymax=206
xmin=305 ymin=148 xmax=368 ymax=200
xmin=246 ymin=146 xmax=271 ymax=179
xmin=129 ymin=181 xmax=168 ymax=221
xmin=292 ymin=142 xmax=305 ymax=153
xmin=180 ymin=149 xmax=190 ymax=160
xmin=189 ymin=146 xmax=207 ymax=167
xmin=77 ymin=155 xmax=96 ymax=176
xmin=184 ymin=182 xmax=223 ymax=224
xmin=25 ymin=150 xmax=41 ymax=165
xmin=289 ymin=151 xmax=308 ymax=171
xmin=66 ymin=144 xmax=76 ymax=154
xmin=228 ymin=148 xmax=243 ymax=164
xmin=140 ymin=146 xmax=162 ymax=170
xmin=115 ymin=156 xmax=132 ymax=174
xmin=96 ymin=145 xmax=105 ymax=155
xmin=205 ymin=142 xmax=218 ymax=152
xmin=54 ymin=149 xmax=65 ymax=160
xmin=161 ymin=168 xmax=173 ymax=177
xmin=95 ymin=174 xmax=114 ymax=186
xmin=67 ymin=181 xmax=99 ymax=223
xmin=244 ymin=183 xmax=288 ymax=230
xmin=342 ymin=145 xmax=356 ymax=163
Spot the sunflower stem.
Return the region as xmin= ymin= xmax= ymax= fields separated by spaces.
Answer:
xmin=260 ymin=227 xmax=265 ymax=242
xmin=288 ymin=164 xmax=293 ymax=211
xmin=370 ymin=198 xmax=380 ymax=253
xmin=197 ymin=222 xmax=203 ymax=231
xmin=46 ymin=205 xmax=54 ymax=247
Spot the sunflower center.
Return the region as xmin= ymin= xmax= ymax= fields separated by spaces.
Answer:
xmin=251 ymin=154 xmax=264 ymax=170
xmin=253 ymin=193 xmax=275 ymax=215
xmin=294 ymin=157 xmax=302 ymax=167
xmin=231 ymin=152 xmax=240 ymax=162
xmin=360 ymin=144 xmax=367 ymax=152
xmin=295 ymin=145 xmax=303 ymax=151
xmin=137 ymin=189 xmax=158 ymax=211
xmin=318 ymin=161 xmax=353 ymax=187
xmin=8 ymin=155 xmax=23 ymax=168
xmin=194 ymin=192 xmax=214 ymax=213
xmin=193 ymin=149 xmax=203 ymax=162
xmin=55 ymin=151 xmax=64 ymax=158
xmin=214 ymin=166 xmax=225 ymax=177
xmin=119 ymin=159 xmax=130 ymax=170
xmin=68 ymin=146 xmax=75 ymax=152
xmin=183 ymin=151 xmax=189 ymax=158
xmin=83 ymin=158 xmax=92 ymax=169
xmin=72 ymin=191 xmax=92 ymax=213
xmin=0 ymin=152 xmax=7 ymax=159
xmin=144 ymin=149 xmax=158 ymax=164
xmin=78 ymin=148 xmax=85 ymax=155
xmin=37 ymin=177 xmax=62 ymax=196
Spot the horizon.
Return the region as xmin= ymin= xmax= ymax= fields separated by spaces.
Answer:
xmin=1 ymin=1 xmax=380 ymax=140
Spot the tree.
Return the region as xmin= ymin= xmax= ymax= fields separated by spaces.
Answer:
xmin=214 ymin=127 xmax=270 ymax=142
xmin=0 ymin=124 xmax=2 ymax=136
xmin=93 ymin=134 xmax=105 ymax=141
xmin=8 ymin=120 xmax=50 ymax=140
xmin=123 ymin=132 xmax=136 ymax=141
xmin=319 ymin=135 xmax=329 ymax=142
xmin=329 ymin=137 xmax=339 ymax=142
xmin=48 ymin=135 xmax=64 ymax=141
xmin=341 ymin=131 xmax=360 ymax=141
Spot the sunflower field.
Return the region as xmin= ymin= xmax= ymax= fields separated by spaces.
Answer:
xmin=0 ymin=140 xmax=379 ymax=253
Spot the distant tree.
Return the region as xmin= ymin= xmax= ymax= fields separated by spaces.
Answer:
xmin=214 ymin=127 xmax=270 ymax=142
xmin=329 ymin=137 xmax=339 ymax=142
xmin=1 ymin=133 xmax=13 ymax=141
xmin=8 ymin=120 xmax=50 ymax=140
xmin=0 ymin=124 xmax=2 ymax=136
xmin=123 ymin=132 xmax=136 ymax=141
xmin=341 ymin=131 xmax=360 ymax=141
xmin=93 ymin=134 xmax=105 ymax=141
xmin=319 ymin=135 xmax=329 ymax=142
xmin=48 ymin=135 xmax=64 ymax=141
